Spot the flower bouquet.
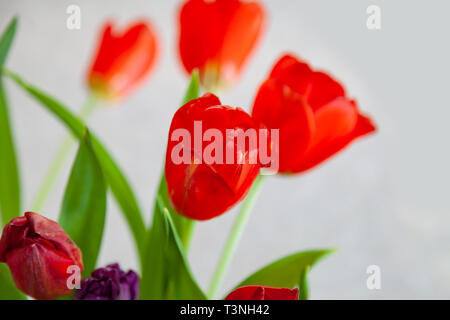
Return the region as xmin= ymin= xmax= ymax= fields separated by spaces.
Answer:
xmin=0 ymin=0 xmax=375 ymax=300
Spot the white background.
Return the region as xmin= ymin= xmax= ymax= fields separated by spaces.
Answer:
xmin=1 ymin=0 xmax=449 ymax=299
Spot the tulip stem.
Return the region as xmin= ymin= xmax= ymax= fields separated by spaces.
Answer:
xmin=207 ymin=174 xmax=265 ymax=299
xmin=31 ymin=93 xmax=100 ymax=212
xmin=181 ymin=218 xmax=196 ymax=251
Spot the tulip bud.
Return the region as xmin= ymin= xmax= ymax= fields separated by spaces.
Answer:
xmin=165 ymin=93 xmax=262 ymax=220
xmin=0 ymin=212 xmax=83 ymax=300
xmin=225 ymin=285 xmax=299 ymax=300
xmin=74 ymin=263 xmax=139 ymax=300
xmin=179 ymin=0 xmax=265 ymax=91
xmin=88 ymin=21 xmax=158 ymax=100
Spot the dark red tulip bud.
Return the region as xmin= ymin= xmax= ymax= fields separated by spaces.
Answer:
xmin=0 ymin=212 xmax=83 ymax=300
xmin=165 ymin=93 xmax=263 ymax=220
xmin=252 ymin=54 xmax=376 ymax=174
xmin=225 ymin=285 xmax=299 ymax=300
xmin=88 ymin=21 xmax=158 ymax=100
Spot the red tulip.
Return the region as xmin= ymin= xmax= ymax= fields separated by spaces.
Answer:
xmin=225 ymin=285 xmax=299 ymax=300
xmin=0 ymin=212 xmax=83 ymax=300
xmin=179 ymin=0 xmax=265 ymax=91
xmin=165 ymin=93 xmax=262 ymax=220
xmin=252 ymin=54 xmax=376 ymax=174
xmin=88 ymin=21 xmax=158 ymax=100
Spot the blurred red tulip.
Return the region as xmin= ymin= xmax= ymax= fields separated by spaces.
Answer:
xmin=88 ymin=21 xmax=158 ymax=100
xmin=252 ymin=54 xmax=376 ymax=174
xmin=165 ymin=93 xmax=261 ymax=220
xmin=225 ymin=285 xmax=299 ymax=300
xmin=179 ymin=0 xmax=265 ymax=91
xmin=0 ymin=212 xmax=83 ymax=300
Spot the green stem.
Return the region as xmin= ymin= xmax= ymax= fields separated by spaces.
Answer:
xmin=31 ymin=93 xmax=99 ymax=212
xmin=299 ymin=265 xmax=310 ymax=300
xmin=181 ymin=218 xmax=196 ymax=251
xmin=207 ymin=174 xmax=265 ymax=299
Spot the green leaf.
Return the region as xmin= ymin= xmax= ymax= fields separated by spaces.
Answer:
xmin=140 ymin=200 xmax=206 ymax=300
xmin=59 ymin=130 xmax=106 ymax=277
xmin=0 ymin=264 xmax=26 ymax=300
xmin=0 ymin=86 xmax=20 ymax=226
xmin=155 ymin=174 xmax=196 ymax=249
xmin=0 ymin=17 xmax=17 ymax=66
xmin=182 ymin=69 xmax=200 ymax=104
xmin=0 ymin=18 xmax=24 ymax=300
xmin=154 ymin=173 xmax=185 ymax=235
xmin=2 ymin=70 xmax=147 ymax=264
xmin=233 ymin=249 xmax=335 ymax=298
xmin=139 ymin=70 xmax=202 ymax=299
xmin=0 ymin=17 xmax=20 ymax=227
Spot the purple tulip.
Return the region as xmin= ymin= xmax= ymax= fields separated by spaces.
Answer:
xmin=74 ymin=263 xmax=139 ymax=300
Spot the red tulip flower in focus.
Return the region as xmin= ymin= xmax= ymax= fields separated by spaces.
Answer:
xmin=0 ymin=212 xmax=83 ymax=300
xmin=165 ymin=93 xmax=263 ymax=220
xmin=179 ymin=0 xmax=265 ymax=91
xmin=88 ymin=21 xmax=158 ymax=100
xmin=252 ymin=54 xmax=376 ymax=174
xmin=225 ymin=285 xmax=299 ymax=300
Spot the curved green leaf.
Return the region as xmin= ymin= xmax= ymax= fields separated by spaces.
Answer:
xmin=141 ymin=201 xmax=206 ymax=300
xmin=0 ymin=17 xmax=17 ymax=66
xmin=0 ymin=17 xmax=20 ymax=227
xmin=2 ymin=70 xmax=146 ymax=263
xmin=233 ymin=249 xmax=336 ymax=298
xmin=154 ymin=174 xmax=183 ymax=236
xmin=59 ymin=130 xmax=106 ymax=277
xmin=0 ymin=86 xmax=20 ymax=226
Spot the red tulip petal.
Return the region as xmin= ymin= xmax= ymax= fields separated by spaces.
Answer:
xmin=167 ymin=161 xmax=254 ymax=220
xmin=25 ymin=212 xmax=83 ymax=270
xmin=6 ymin=243 xmax=75 ymax=300
xmin=349 ymin=107 xmax=377 ymax=138
xmin=0 ymin=215 xmax=27 ymax=261
xmin=225 ymin=285 xmax=299 ymax=300
xmin=293 ymin=101 xmax=376 ymax=173
xmin=269 ymin=55 xmax=345 ymax=111
xmin=269 ymin=54 xmax=313 ymax=95
xmin=88 ymin=22 xmax=114 ymax=74
xmin=88 ymin=21 xmax=158 ymax=99
xmin=252 ymin=79 xmax=315 ymax=173
xmin=306 ymin=71 xmax=346 ymax=111
xmin=308 ymin=97 xmax=358 ymax=149
xmin=179 ymin=0 xmax=264 ymax=89
xmin=179 ymin=0 xmax=233 ymax=74
xmin=218 ymin=1 xmax=265 ymax=83
xmin=106 ymin=23 xmax=158 ymax=97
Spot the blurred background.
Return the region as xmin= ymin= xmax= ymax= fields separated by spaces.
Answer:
xmin=1 ymin=0 xmax=449 ymax=299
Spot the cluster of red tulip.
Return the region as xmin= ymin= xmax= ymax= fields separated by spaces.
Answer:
xmin=0 ymin=0 xmax=375 ymax=300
